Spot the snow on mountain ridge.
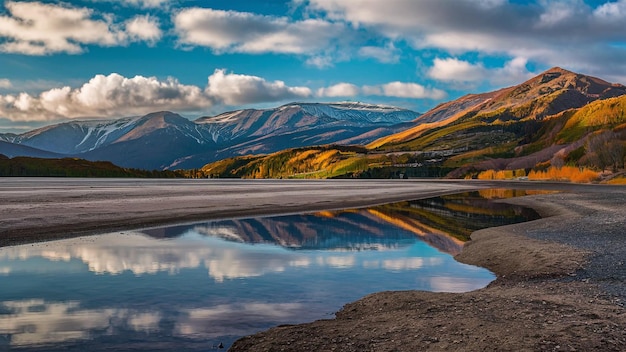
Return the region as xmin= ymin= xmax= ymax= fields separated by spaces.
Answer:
xmin=75 ymin=117 xmax=142 ymax=151
xmin=2 ymin=102 xmax=420 ymax=169
xmin=293 ymin=102 xmax=419 ymax=124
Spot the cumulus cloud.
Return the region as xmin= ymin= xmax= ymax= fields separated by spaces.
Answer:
xmin=317 ymin=83 xmax=360 ymax=97
xmin=205 ymin=69 xmax=312 ymax=105
xmin=0 ymin=79 xmax=11 ymax=89
xmin=536 ymin=0 xmax=585 ymax=28
xmin=125 ymin=15 xmax=162 ymax=44
xmin=94 ymin=0 xmax=172 ymax=8
xmin=0 ymin=1 xmax=162 ymax=55
xmin=0 ymin=70 xmax=314 ymax=121
xmin=304 ymin=0 xmax=626 ymax=82
xmin=315 ymin=81 xmax=445 ymax=99
xmin=594 ymin=0 xmax=626 ymax=21
xmin=428 ymin=58 xmax=489 ymax=83
xmin=0 ymin=74 xmax=207 ymax=121
xmin=428 ymin=57 xmax=534 ymax=86
xmin=174 ymin=7 xmax=346 ymax=55
xmin=363 ymin=82 xmax=447 ymax=100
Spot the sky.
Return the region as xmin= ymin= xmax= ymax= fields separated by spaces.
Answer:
xmin=0 ymin=0 xmax=625 ymax=133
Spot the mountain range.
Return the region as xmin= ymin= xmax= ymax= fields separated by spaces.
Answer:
xmin=0 ymin=102 xmax=419 ymax=170
xmin=1 ymin=67 xmax=625 ymax=178
xmin=200 ymin=67 xmax=626 ymax=179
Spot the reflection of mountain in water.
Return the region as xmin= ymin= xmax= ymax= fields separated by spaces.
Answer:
xmin=141 ymin=190 xmax=540 ymax=255
xmin=196 ymin=211 xmax=420 ymax=251
xmin=399 ymin=191 xmax=540 ymax=241
xmin=144 ymin=212 xmax=418 ymax=252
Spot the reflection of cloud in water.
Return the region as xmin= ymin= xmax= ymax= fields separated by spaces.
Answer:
xmin=0 ymin=300 xmax=160 ymax=347
xmin=203 ymin=251 xmax=289 ymax=283
xmin=128 ymin=312 xmax=162 ymax=332
xmin=0 ymin=299 xmax=305 ymax=348
xmin=362 ymin=260 xmax=380 ymax=269
xmin=317 ymin=255 xmax=356 ymax=268
xmin=40 ymin=250 xmax=72 ymax=262
xmin=383 ymin=257 xmax=425 ymax=270
xmin=0 ymin=231 xmax=449 ymax=283
xmin=0 ymin=234 xmax=340 ymax=282
xmin=288 ymin=258 xmax=311 ymax=267
xmin=383 ymin=257 xmax=443 ymax=270
xmin=0 ymin=234 xmax=210 ymax=275
xmin=429 ymin=276 xmax=488 ymax=293
xmin=174 ymin=303 xmax=305 ymax=339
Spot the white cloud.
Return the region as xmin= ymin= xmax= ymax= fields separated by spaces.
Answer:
xmin=125 ymin=15 xmax=162 ymax=44
xmin=317 ymin=83 xmax=359 ymax=97
xmin=174 ymin=7 xmax=346 ymax=55
xmin=94 ymin=0 xmax=172 ymax=8
xmin=0 ymin=70 xmax=314 ymax=121
xmin=383 ymin=82 xmax=447 ymax=99
xmin=491 ymin=57 xmax=535 ymax=85
xmin=305 ymin=0 xmax=626 ymax=82
xmin=428 ymin=58 xmax=488 ymax=83
xmin=315 ymin=81 xmax=446 ymax=100
xmin=205 ymin=69 xmax=312 ymax=105
xmin=593 ymin=0 xmax=626 ymax=21
xmin=363 ymin=82 xmax=446 ymax=100
xmin=537 ymin=0 xmax=584 ymax=28
xmin=39 ymin=73 xmax=207 ymax=119
xmin=0 ymin=79 xmax=11 ymax=89
xmin=0 ymin=1 xmax=162 ymax=55
xmin=428 ymin=57 xmax=534 ymax=87
xmin=358 ymin=43 xmax=400 ymax=63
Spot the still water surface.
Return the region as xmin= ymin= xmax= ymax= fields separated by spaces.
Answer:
xmin=0 ymin=190 xmax=539 ymax=351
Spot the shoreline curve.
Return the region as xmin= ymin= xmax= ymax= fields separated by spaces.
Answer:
xmin=1 ymin=178 xmax=625 ymax=350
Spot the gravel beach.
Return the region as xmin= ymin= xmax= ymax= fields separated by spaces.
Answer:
xmin=1 ymin=178 xmax=625 ymax=351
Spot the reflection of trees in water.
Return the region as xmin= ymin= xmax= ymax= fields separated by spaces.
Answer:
xmin=382 ymin=190 xmax=540 ymax=242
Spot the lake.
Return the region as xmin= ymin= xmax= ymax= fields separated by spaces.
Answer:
xmin=0 ymin=190 xmax=540 ymax=351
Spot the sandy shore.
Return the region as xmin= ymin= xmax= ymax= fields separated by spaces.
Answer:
xmin=1 ymin=178 xmax=625 ymax=351
xmin=231 ymin=184 xmax=626 ymax=352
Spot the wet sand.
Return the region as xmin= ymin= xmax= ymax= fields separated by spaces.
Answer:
xmin=1 ymin=178 xmax=625 ymax=350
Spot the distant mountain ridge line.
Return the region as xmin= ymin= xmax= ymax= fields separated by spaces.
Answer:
xmin=200 ymin=67 xmax=626 ymax=179
xmin=1 ymin=67 xmax=625 ymax=177
xmin=0 ymin=102 xmax=420 ymax=170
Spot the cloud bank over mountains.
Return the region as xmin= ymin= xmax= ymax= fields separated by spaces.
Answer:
xmin=0 ymin=0 xmax=625 ymax=124
xmin=0 ymin=69 xmax=444 ymax=121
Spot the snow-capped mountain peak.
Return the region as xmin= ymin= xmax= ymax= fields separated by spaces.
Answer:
xmin=2 ymin=102 xmax=420 ymax=169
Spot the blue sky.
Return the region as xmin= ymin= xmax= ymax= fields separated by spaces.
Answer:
xmin=1 ymin=0 xmax=625 ymax=132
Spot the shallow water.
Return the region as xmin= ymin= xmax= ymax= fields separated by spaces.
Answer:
xmin=0 ymin=191 xmax=539 ymax=351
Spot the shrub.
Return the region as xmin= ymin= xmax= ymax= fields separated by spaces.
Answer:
xmin=528 ymin=166 xmax=599 ymax=183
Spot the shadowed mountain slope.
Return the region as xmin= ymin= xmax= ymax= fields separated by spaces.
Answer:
xmin=1 ymin=103 xmax=420 ymax=170
xmin=201 ymin=68 xmax=626 ymax=179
